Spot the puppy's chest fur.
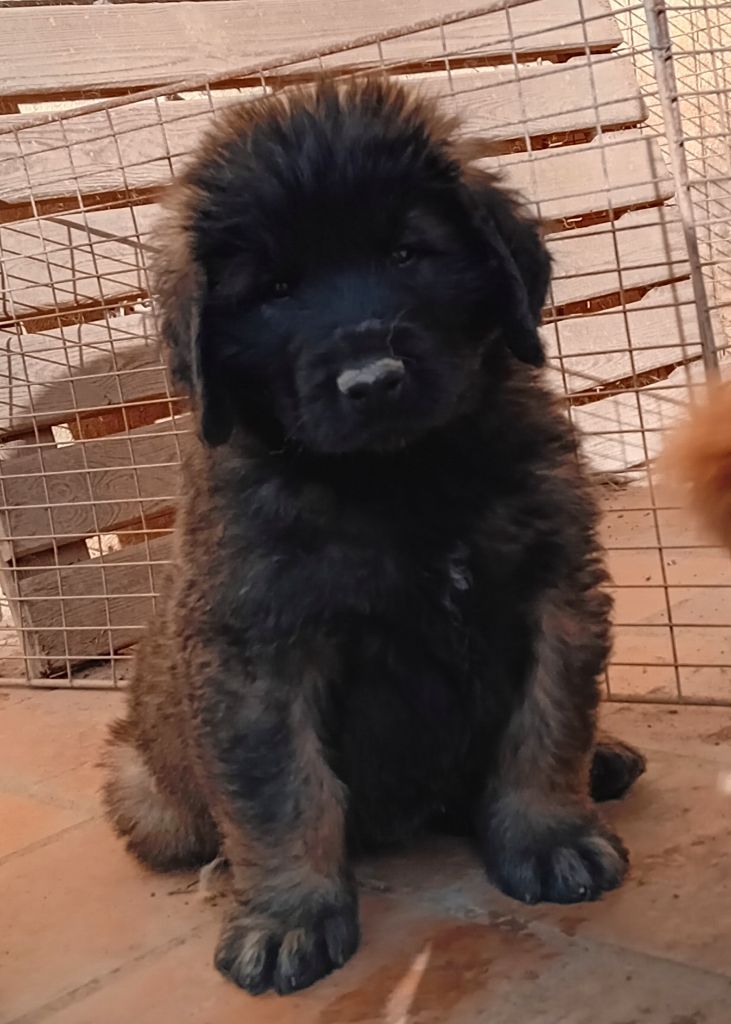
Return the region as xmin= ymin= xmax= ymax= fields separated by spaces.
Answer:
xmin=183 ymin=440 xmax=563 ymax=845
xmin=195 ymin=451 xmax=546 ymax=773
xmin=221 ymin=462 xmax=515 ymax=645
xmin=219 ymin=462 xmax=536 ymax=844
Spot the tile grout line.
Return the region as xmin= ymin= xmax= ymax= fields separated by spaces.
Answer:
xmin=0 ymin=814 xmax=99 ymax=868
xmin=0 ymin=772 xmax=100 ymax=813
xmin=376 ymin=881 xmax=731 ymax=991
xmin=530 ymin=916 xmax=731 ymax=988
xmin=3 ymin=925 xmax=210 ymax=1024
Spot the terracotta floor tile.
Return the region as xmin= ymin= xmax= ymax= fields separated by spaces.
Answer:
xmin=606 ymin=663 xmax=680 ymax=701
xmin=26 ymin=897 xmax=453 ymax=1024
xmin=535 ymin=744 xmax=731 ymax=977
xmin=3 ymin=693 xmax=731 ymax=1024
xmin=360 ymin=708 xmax=731 ymax=981
xmin=0 ymin=690 xmax=122 ymax=818
xmin=0 ymin=690 xmax=122 ymax=793
xmin=38 ymin=895 xmax=731 ymax=1024
xmin=0 ymin=791 xmax=88 ymax=860
xmin=0 ymin=818 xmax=216 ymax=1022
xmin=602 ymin=701 xmax=731 ymax=763
xmin=679 ymin=665 xmax=731 ymax=703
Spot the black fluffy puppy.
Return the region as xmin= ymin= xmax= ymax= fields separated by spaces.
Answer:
xmin=102 ymin=77 xmax=646 ymax=996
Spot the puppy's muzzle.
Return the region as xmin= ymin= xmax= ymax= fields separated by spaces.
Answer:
xmin=337 ymin=357 xmax=405 ymax=404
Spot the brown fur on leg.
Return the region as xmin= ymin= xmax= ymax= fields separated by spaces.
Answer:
xmin=194 ymin=659 xmax=359 ymax=997
xmin=478 ymin=593 xmax=629 ymax=905
xmin=216 ymin=825 xmax=359 ymax=998
xmin=101 ymin=718 xmax=219 ymax=871
xmin=661 ymin=380 xmax=731 ymax=552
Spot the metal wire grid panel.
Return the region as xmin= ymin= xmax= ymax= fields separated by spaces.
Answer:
xmin=0 ymin=0 xmax=728 ymax=699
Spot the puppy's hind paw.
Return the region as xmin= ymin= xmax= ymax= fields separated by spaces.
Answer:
xmin=591 ymin=737 xmax=647 ymax=802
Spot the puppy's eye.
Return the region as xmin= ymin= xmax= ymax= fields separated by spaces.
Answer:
xmin=391 ymin=247 xmax=415 ymax=267
xmin=272 ymin=280 xmax=291 ymax=298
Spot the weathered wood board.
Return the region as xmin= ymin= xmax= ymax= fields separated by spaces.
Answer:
xmin=486 ymin=131 xmax=673 ymax=224
xmin=0 ymin=206 xmax=158 ymax=319
xmin=15 ymin=533 xmax=172 ymax=668
xmin=543 ymin=282 xmax=706 ymax=393
xmin=0 ymin=55 xmax=646 ymax=206
xmin=415 ymin=54 xmax=646 ymax=142
xmin=0 ymin=95 xmax=250 ymax=208
xmin=0 ymin=415 xmax=190 ymax=559
xmin=0 ymin=313 xmax=168 ymax=438
xmin=0 ymin=424 xmax=90 ymax=674
xmin=547 ymin=206 xmax=689 ymax=311
xmin=568 ymin=357 xmax=730 ymax=474
xmin=0 ymin=0 xmax=623 ymax=99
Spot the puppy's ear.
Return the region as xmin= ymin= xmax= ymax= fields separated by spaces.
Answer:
xmin=153 ymin=219 xmax=233 ymax=447
xmin=462 ymin=170 xmax=551 ymax=367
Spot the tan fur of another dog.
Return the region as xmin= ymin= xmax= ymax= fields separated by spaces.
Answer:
xmin=661 ymin=380 xmax=731 ymax=552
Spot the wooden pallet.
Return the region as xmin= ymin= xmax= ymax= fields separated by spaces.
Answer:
xmin=0 ymin=0 xmax=715 ymax=676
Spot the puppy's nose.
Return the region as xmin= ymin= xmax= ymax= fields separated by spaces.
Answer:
xmin=337 ymin=358 xmax=405 ymax=403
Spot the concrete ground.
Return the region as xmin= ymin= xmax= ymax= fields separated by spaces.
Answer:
xmin=1 ymin=689 xmax=730 ymax=1023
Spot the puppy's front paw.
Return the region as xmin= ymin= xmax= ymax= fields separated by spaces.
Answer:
xmin=215 ymin=892 xmax=360 ymax=996
xmin=481 ymin=808 xmax=628 ymax=905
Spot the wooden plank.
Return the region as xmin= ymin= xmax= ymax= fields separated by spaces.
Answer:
xmin=571 ymin=364 xmax=700 ymax=475
xmin=17 ymin=533 xmax=172 ymax=670
xmin=0 ymin=55 xmax=647 ymax=206
xmin=0 ymin=1 xmax=218 ymax=5
xmin=543 ymin=281 xmax=706 ymax=393
xmin=3 ymin=134 xmax=672 ymax=321
xmin=416 ymin=54 xmax=646 ymax=143
xmin=569 ymin=358 xmax=731 ymax=475
xmin=548 ymin=206 xmax=690 ymax=311
xmin=0 ymin=96 xmax=249 ymax=208
xmin=0 ymin=0 xmax=622 ymax=100
xmin=0 ymin=414 xmax=190 ymax=558
xmin=485 ymin=132 xmax=673 ymax=225
xmin=0 ymin=425 xmax=91 ymax=674
xmin=0 ymin=313 xmax=169 ymax=438
xmin=0 ymin=205 xmax=157 ymax=320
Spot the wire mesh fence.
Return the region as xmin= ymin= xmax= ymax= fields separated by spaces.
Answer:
xmin=0 ymin=0 xmax=728 ymax=700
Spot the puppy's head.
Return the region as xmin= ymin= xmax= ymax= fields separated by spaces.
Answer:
xmin=155 ymin=77 xmax=551 ymax=452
